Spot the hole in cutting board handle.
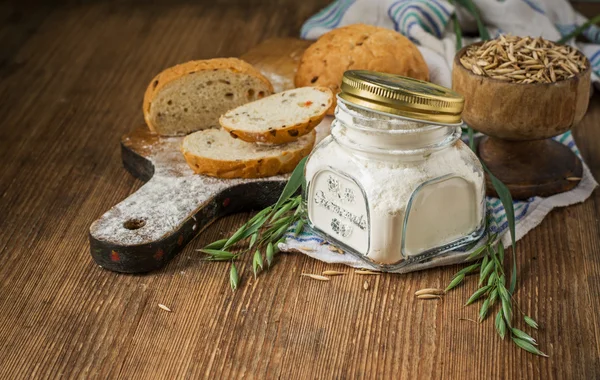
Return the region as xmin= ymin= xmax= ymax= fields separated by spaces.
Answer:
xmin=123 ymin=219 xmax=146 ymax=230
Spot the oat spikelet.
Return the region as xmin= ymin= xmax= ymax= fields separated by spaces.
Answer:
xmin=417 ymin=294 xmax=442 ymax=300
xmin=301 ymin=273 xmax=330 ymax=281
xmin=158 ymin=304 xmax=172 ymax=312
xmin=328 ymin=245 xmax=344 ymax=254
xmin=322 ymin=270 xmax=346 ymax=276
xmin=415 ymin=288 xmax=445 ymax=296
xmin=354 ymin=270 xmax=381 ymax=275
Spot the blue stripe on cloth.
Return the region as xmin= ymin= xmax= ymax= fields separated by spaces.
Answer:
xmin=430 ymin=0 xmax=451 ymax=17
xmin=303 ymin=2 xmax=339 ymax=25
xmin=521 ymin=0 xmax=545 ymax=14
xmin=405 ymin=21 xmax=420 ymax=43
xmin=300 ymin=0 xmax=356 ymax=38
xmin=401 ymin=7 xmax=439 ymax=37
xmin=589 ymin=50 xmax=600 ymax=65
xmin=557 ymin=22 xmax=600 ymax=45
xmin=283 ymin=235 xmax=325 ymax=244
xmin=389 ymin=1 xmax=447 ymax=38
xmin=489 ymin=202 xmax=531 ymax=233
xmin=556 ymin=24 xmax=576 ymax=37
xmin=493 ymin=202 xmax=527 ymax=225
xmin=583 ymin=24 xmax=600 ymax=44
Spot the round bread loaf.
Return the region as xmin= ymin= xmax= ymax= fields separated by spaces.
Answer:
xmin=295 ymin=24 xmax=429 ymax=114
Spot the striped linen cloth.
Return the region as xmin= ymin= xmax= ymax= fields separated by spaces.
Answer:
xmin=279 ymin=0 xmax=598 ymax=273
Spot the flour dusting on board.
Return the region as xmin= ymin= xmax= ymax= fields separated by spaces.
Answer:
xmin=90 ymin=118 xmax=332 ymax=246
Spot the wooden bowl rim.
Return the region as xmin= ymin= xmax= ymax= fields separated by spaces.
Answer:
xmin=453 ymin=41 xmax=591 ymax=87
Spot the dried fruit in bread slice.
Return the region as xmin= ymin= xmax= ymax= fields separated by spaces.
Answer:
xmin=143 ymin=58 xmax=274 ymax=136
xmin=219 ymin=87 xmax=333 ymax=144
xmin=181 ymin=129 xmax=315 ymax=179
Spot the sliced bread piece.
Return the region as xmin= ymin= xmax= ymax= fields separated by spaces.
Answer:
xmin=181 ymin=129 xmax=315 ymax=179
xmin=143 ymin=58 xmax=274 ymax=136
xmin=219 ymin=87 xmax=333 ymax=144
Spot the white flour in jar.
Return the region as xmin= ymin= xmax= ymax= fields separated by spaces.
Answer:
xmin=305 ymin=113 xmax=484 ymax=264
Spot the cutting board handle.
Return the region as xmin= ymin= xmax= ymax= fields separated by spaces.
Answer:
xmin=89 ymin=126 xmax=285 ymax=273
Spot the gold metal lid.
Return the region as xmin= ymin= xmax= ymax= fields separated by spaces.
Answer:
xmin=339 ymin=70 xmax=464 ymax=124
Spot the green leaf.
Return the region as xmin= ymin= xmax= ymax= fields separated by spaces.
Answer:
xmin=249 ymin=232 xmax=258 ymax=249
xmin=479 ymin=297 xmax=491 ymax=322
xmin=199 ymin=249 xmax=236 ymax=261
xmin=266 ymin=242 xmax=274 ymax=268
xmin=512 ymin=337 xmax=548 ymax=357
xmin=489 ymin=288 xmax=498 ymax=306
xmin=294 ymin=199 xmax=303 ymax=216
xmin=269 ymin=215 xmax=295 ymax=229
xmin=274 ymin=240 xmax=283 ymax=254
xmin=451 ymin=7 xmax=463 ymax=50
xmin=497 ymin=243 xmax=505 ymax=263
xmin=495 ymin=311 xmax=507 ymax=340
xmin=294 ymin=219 xmax=305 ymax=237
xmin=465 ymin=245 xmax=487 ymax=261
xmin=498 ymin=283 xmax=510 ymax=302
xmin=270 ymin=223 xmax=291 ymax=243
xmin=466 ymin=285 xmax=492 ymax=306
xmin=445 ymin=273 xmax=465 ymax=292
xmin=483 ymin=164 xmax=517 ymax=295
xmin=247 ymin=206 xmax=273 ymax=226
xmin=488 ymin=244 xmax=501 ymax=268
xmin=480 ymin=255 xmax=489 ymax=279
xmin=557 ymin=14 xmax=600 ymax=45
xmin=511 ymin=328 xmax=537 ymax=346
xmin=454 ymin=0 xmax=490 ymax=40
xmin=204 ymin=238 xmax=228 ymax=250
xmin=271 ymin=157 xmax=307 ymax=214
xmin=468 ymin=126 xmax=475 ymax=151
xmin=524 ymin=315 xmax=539 ymax=330
xmin=230 ymin=263 xmax=239 ymax=291
xmin=270 ymin=200 xmax=296 ymax=221
xmin=502 ymin=297 xmax=512 ymax=327
xmin=223 ymin=223 xmax=249 ymax=249
xmin=479 ymin=259 xmax=495 ymax=286
xmin=252 ymin=249 xmax=263 ymax=278
xmin=454 ymin=263 xmax=480 ymax=277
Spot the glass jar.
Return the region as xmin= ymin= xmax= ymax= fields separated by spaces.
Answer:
xmin=303 ymin=71 xmax=486 ymax=270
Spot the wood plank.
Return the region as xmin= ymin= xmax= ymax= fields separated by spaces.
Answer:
xmin=0 ymin=1 xmax=598 ymax=379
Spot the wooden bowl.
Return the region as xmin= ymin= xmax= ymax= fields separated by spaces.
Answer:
xmin=452 ymin=42 xmax=591 ymax=199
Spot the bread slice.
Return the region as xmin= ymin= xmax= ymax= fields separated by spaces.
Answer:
xmin=219 ymin=87 xmax=333 ymax=144
xmin=181 ymin=129 xmax=316 ymax=178
xmin=143 ymin=58 xmax=274 ymax=136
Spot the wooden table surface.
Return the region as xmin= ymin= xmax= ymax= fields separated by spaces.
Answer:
xmin=1 ymin=1 xmax=599 ymax=378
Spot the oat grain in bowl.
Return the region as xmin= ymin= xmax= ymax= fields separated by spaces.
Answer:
xmin=459 ymin=35 xmax=587 ymax=84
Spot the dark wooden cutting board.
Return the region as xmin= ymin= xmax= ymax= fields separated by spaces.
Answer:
xmin=89 ymin=38 xmax=311 ymax=273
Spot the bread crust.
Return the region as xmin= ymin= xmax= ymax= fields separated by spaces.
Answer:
xmin=143 ymin=58 xmax=274 ymax=134
xmin=181 ymin=130 xmax=315 ymax=179
xmin=295 ymin=24 xmax=429 ymax=114
xmin=219 ymin=87 xmax=333 ymax=144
